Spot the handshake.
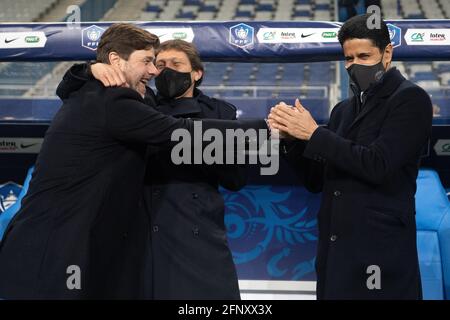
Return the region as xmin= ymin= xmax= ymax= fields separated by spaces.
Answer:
xmin=267 ymin=98 xmax=319 ymax=141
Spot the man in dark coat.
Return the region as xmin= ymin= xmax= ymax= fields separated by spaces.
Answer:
xmin=268 ymin=14 xmax=433 ymax=299
xmin=60 ymin=40 xmax=245 ymax=299
xmin=0 ymin=24 xmax=266 ymax=299
xmin=148 ymin=40 xmax=245 ymax=299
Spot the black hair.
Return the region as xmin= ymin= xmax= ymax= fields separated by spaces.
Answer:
xmin=338 ymin=13 xmax=391 ymax=52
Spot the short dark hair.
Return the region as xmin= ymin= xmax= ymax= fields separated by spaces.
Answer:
xmin=96 ymin=23 xmax=160 ymax=63
xmin=338 ymin=14 xmax=391 ymax=52
xmin=156 ymin=40 xmax=204 ymax=87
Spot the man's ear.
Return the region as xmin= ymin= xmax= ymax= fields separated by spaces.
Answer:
xmin=383 ymin=43 xmax=393 ymax=69
xmin=108 ymin=52 xmax=121 ymax=67
xmin=193 ymin=69 xmax=203 ymax=82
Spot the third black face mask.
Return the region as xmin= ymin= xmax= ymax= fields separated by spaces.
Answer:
xmin=155 ymin=67 xmax=192 ymax=99
xmin=346 ymin=60 xmax=386 ymax=93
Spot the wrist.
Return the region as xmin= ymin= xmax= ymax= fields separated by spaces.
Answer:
xmin=307 ymin=124 xmax=319 ymax=140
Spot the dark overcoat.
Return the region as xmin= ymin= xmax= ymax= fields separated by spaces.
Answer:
xmin=146 ymin=90 xmax=246 ymax=299
xmin=283 ymin=68 xmax=432 ymax=299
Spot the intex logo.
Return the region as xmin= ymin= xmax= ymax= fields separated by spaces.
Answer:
xmin=281 ymin=32 xmax=295 ymax=39
xmin=0 ymin=140 xmax=17 ymax=150
xmin=430 ymin=33 xmax=446 ymax=41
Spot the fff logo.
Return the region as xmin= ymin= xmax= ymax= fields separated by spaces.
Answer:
xmin=229 ymin=23 xmax=254 ymax=48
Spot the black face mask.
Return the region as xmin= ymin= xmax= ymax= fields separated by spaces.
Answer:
xmin=155 ymin=67 xmax=192 ymax=99
xmin=346 ymin=58 xmax=386 ymax=93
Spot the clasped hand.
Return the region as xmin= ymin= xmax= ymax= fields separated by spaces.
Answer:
xmin=267 ymin=99 xmax=319 ymax=141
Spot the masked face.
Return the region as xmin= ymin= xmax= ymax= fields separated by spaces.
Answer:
xmin=155 ymin=67 xmax=192 ymax=99
xmin=155 ymin=49 xmax=203 ymax=99
xmin=346 ymin=59 xmax=385 ymax=92
xmin=343 ymin=38 xmax=393 ymax=92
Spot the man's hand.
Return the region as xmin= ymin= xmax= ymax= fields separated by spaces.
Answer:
xmin=91 ymin=63 xmax=128 ymax=87
xmin=268 ymin=99 xmax=319 ymax=141
xmin=267 ymin=119 xmax=294 ymax=140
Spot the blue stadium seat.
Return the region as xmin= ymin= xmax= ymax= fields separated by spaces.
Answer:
xmin=308 ymin=65 xmax=333 ymax=85
xmin=176 ymin=11 xmax=197 ymax=19
xmin=415 ymin=169 xmax=450 ymax=299
xmin=293 ymin=10 xmax=310 ymax=17
xmin=295 ymin=0 xmax=311 ymax=4
xmin=303 ymin=88 xmax=325 ymax=97
xmin=436 ymin=65 xmax=450 ymax=73
xmin=256 ymin=4 xmax=274 ymax=11
xmin=413 ymin=72 xmax=439 ymax=82
xmin=199 ymin=4 xmax=218 ymax=12
xmin=0 ymin=166 xmax=34 ymax=241
xmin=221 ymin=90 xmax=249 ymax=97
xmin=184 ymin=0 xmax=202 ymax=5
xmin=257 ymin=77 xmax=279 ymax=84
xmin=316 ymin=4 xmax=330 ymax=10
xmin=202 ymin=74 xmax=224 ymax=86
xmin=257 ymin=89 xmax=277 ymax=97
xmin=407 ymin=13 xmax=425 ymax=19
xmin=0 ymin=62 xmax=56 ymax=86
xmin=235 ymin=10 xmax=253 ymax=18
xmin=145 ymin=4 xmax=162 ymax=12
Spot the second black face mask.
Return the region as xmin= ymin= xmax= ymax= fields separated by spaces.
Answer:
xmin=347 ymin=61 xmax=386 ymax=93
xmin=155 ymin=67 xmax=192 ymax=99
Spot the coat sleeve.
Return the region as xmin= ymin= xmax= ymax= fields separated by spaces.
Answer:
xmin=279 ymin=100 xmax=346 ymax=193
xmin=302 ymin=86 xmax=433 ymax=185
xmin=105 ymin=88 xmax=268 ymax=148
xmin=56 ymin=63 xmax=91 ymax=100
xmin=281 ymin=139 xmax=325 ymax=193
xmin=105 ymin=87 xmax=193 ymax=145
xmin=205 ymin=100 xmax=248 ymax=191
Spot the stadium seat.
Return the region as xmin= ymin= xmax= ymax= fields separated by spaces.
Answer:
xmin=240 ymin=0 xmax=257 ymax=4
xmin=145 ymin=4 xmax=162 ymax=12
xmin=415 ymin=169 xmax=450 ymax=300
xmin=0 ymin=166 xmax=34 ymax=241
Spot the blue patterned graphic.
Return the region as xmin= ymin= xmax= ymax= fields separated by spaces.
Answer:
xmin=222 ymin=185 xmax=320 ymax=281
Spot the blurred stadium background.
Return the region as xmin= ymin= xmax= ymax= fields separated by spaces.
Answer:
xmin=0 ymin=0 xmax=449 ymax=109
